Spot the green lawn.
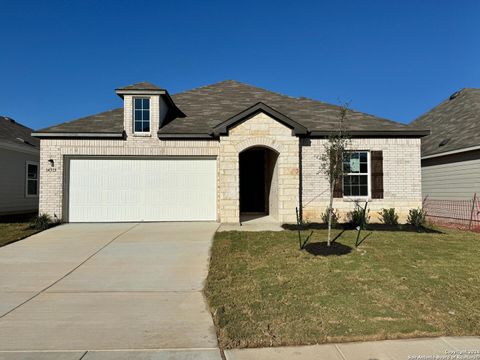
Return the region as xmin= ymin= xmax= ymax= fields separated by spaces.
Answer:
xmin=0 ymin=213 xmax=39 ymax=247
xmin=205 ymin=227 xmax=480 ymax=348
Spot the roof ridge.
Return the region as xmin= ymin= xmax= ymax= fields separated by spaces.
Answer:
xmin=0 ymin=116 xmax=33 ymax=131
xmin=171 ymin=79 xmax=241 ymax=95
xmin=173 ymin=80 xmax=300 ymax=100
xmin=462 ymin=88 xmax=480 ymax=114
xmin=411 ymin=87 xmax=480 ymax=124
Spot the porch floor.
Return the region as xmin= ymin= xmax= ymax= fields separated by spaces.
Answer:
xmin=217 ymin=214 xmax=284 ymax=232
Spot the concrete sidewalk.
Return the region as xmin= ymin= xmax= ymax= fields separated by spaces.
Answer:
xmin=224 ymin=337 xmax=480 ymax=360
xmin=0 ymin=349 xmax=221 ymax=359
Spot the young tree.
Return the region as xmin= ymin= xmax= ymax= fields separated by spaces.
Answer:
xmin=319 ymin=103 xmax=350 ymax=246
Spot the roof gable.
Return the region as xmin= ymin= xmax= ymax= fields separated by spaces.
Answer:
xmin=212 ymin=102 xmax=308 ymax=136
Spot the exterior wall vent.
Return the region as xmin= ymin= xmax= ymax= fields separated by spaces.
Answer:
xmin=449 ymin=91 xmax=461 ymax=100
xmin=439 ymin=138 xmax=450 ymax=147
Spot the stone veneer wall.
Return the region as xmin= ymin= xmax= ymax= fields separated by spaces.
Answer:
xmin=218 ymin=113 xmax=300 ymax=223
xmin=301 ymin=138 xmax=423 ymax=222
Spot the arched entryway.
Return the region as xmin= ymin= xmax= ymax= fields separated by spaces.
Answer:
xmin=239 ymin=146 xmax=279 ymax=221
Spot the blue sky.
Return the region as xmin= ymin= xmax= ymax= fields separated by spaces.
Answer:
xmin=0 ymin=0 xmax=478 ymax=130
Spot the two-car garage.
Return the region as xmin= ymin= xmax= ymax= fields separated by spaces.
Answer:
xmin=67 ymin=158 xmax=217 ymax=222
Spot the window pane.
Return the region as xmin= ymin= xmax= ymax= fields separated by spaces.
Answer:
xmin=360 ymin=163 xmax=368 ymax=173
xmin=359 ymin=175 xmax=367 ymax=185
xmin=143 ymin=110 xmax=150 ymax=121
xmin=134 ymin=98 xmax=142 ymax=109
xmin=135 ymin=121 xmax=143 ymax=132
xmin=360 ymin=152 xmax=367 ymax=162
xmin=28 ymin=180 xmax=37 ymax=195
xmin=351 ymin=175 xmax=359 ymax=185
xmin=134 ymin=110 xmax=142 ymax=121
xmin=142 ymin=121 xmax=150 ymax=132
xmin=343 ymin=183 xmax=351 ymax=196
xmin=27 ymin=164 xmax=38 ymax=179
xmin=143 ymin=98 xmax=150 ymax=109
xmin=343 ymin=176 xmax=350 ymax=186
xmin=359 ymin=185 xmax=368 ymax=196
xmin=352 ymin=186 xmax=359 ymax=196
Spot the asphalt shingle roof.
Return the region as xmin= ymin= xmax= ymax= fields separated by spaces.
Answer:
xmin=0 ymin=116 xmax=39 ymax=150
xmin=36 ymin=108 xmax=124 ymax=133
xmin=163 ymin=80 xmax=411 ymax=135
xmin=37 ymin=80 xmax=417 ymax=136
xmin=116 ymin=81 xmax=166 ymax=91
xmin=411 ymin=88 xmax=480 ymax=157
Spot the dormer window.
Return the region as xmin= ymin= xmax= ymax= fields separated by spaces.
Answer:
xmin=134 ymin=98 xmax=150 ymax=133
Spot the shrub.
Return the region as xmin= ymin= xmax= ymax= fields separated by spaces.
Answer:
xmin=407 ymin=208 xmax=426 ymax=229
xmin=30 ymin=213 xmax=54 ymax=230
xmin=348 ymin=202 xmax=370 ymax=229
xmin=379 ymin=208 xmax=399 ymax=226
xmin=321 ymin=207 xmax=339 ymax=228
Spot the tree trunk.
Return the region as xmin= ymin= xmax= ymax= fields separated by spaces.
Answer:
xmin=327 ymin=177 xmax=335 ymax=247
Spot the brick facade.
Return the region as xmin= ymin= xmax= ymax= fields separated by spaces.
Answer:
xmin=301 ymin=138 xmax=422 ymax=222
xmin=39 ymin=108 xmax=422 ymax=223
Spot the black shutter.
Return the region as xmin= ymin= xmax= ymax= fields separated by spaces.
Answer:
xmin=371 ymin=151 xmax=384 ymax=199
xmin=333 ymin=177 xmax=343 ymax=198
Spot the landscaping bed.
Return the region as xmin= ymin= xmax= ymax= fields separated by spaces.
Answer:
xmin=205 ymin=227 xmax=480 ymax=348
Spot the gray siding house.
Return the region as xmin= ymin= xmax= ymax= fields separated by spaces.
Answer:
xmin=32 ymin=81 xmax=428 ymax=223
xmin=0 ymin=116 xmax=40 ymax=215
xmin=411 ymin=88 xmax=480 ymax=200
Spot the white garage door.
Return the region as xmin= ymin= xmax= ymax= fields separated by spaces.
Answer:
xmin=68 ymin=158 xmax=217 ymax=222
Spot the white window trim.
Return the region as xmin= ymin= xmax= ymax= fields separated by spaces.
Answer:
xmin=25 ymin=161 xmax=39 ymax=198
xmin=133 ymin=97 xmax=151 ymax=135
xmin=342 ymin=151 xmax=371 ymax=201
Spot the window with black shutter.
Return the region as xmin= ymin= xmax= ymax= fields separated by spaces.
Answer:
xmin=332 ymin=150 xmax=384 ymax=199
xmin=370 ymin=151 xmax=384 ymax=199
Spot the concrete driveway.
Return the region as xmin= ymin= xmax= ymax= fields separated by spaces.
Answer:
xmin=0 ymin=222 xmax=221 ymax=359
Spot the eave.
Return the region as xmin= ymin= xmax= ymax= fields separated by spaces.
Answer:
xmin=421 ymin=144 xmax=480 ymax=160
xmin=308 ymin=130 xmax=430 ymax=138
xmin=31 ymin=132 xmax=125 ymax=139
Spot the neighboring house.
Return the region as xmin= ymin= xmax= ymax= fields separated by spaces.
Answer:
xmin=0 ymin=116 xmax=40 ymax=215
xmin=411 ymin=88 xmax=480 ymax=200
xmin=32 ymin=81 xmax=427 ymax=223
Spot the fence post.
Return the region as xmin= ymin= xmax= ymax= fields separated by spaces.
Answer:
xmin=469 ymin=193 xmax=477 ymax=230
xmin=296 ymin=207 xmax=302 ymax=249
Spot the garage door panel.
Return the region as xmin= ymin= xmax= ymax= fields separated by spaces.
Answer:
xmin=68 ymin=159 xmax=216 ymax=222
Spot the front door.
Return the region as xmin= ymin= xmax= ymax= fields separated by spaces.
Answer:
xmin=239 ymin=149 xmax=266 ymax=213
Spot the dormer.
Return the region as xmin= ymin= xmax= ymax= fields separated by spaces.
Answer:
xmin=115 ymin=82 xmax=183 ymax=137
